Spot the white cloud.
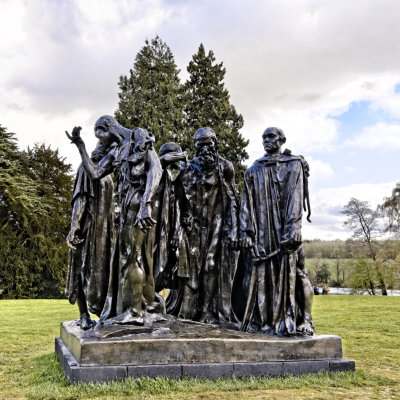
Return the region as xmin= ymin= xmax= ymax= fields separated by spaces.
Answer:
xmin=345 ymin=122 xmax=400 ymax=151
xmin=372 ymin=92 xmax=400 ymax=119
xmin=306 ymin=157 xmax=334 ymax=181
xmin=242 ymin=73 xmax=400 ymax=162
xmin=1 ymin=0 xmax=400 ymax=242
xmin=303 ymin=181 xmax=396 ymax=240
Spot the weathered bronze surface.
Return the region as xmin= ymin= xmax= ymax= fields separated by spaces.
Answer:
xmin=166 ymin=127 xmax=239 ymax=324
xmin=66 ymin=122 xmax=314 ymax=337
xmin=60 ymin=319 xmax=342 ymax=367
xmin=153 ymin=142 xmax=187 ymax=292
xmin=65 ymin=133 xmax=115 ymax=330
xmin=232 ymin=127 xmax=315 ymax=336
xmin=60 ymin=120 xmax=355 ymax=383
xmin=66 ymin=117 xmax=164 ymax=327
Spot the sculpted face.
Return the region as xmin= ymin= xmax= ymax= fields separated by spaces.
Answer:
xmin=94 ymin=124 xmax=113 ymax=142
xmin=263 ymin=129 xmax=282 ymax=155
xmin=195 ymin=137 xmax=217 ymax=169
xmin=94 ymin=116 xmax=119 ymax=145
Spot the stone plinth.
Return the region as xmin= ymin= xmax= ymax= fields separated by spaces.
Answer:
xmin=56 ymin=318 xmax=355 ymax=384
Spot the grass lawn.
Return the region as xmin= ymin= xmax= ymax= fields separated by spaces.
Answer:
xmin=0 ymin=296 xmax=399 ymax=400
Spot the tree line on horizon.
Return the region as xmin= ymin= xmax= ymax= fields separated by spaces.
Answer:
xmin=303 ymin=196 xmax=400 ymax=294
xmin=0 ymin=36 xmax=399 ymax=298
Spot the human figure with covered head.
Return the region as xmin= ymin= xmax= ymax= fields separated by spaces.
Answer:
xmin=166 ymin=127 xmax=239 ymax=324
xmin=232 ymin=127 xmax=315 ymax=336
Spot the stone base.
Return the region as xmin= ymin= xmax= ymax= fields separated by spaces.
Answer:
xmin=56 ymin=318 xmax=355 ymax=384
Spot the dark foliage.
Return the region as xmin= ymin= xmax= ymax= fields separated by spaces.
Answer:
xmin=184 ymin=44 xmax=249 ymax=187
xmin=115 ymin=36 xmax=185 ymax=151
xmin=0 ymin=126 xmax=73 ymax=298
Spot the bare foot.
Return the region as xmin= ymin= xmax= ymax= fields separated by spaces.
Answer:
xmin=108 ymin=309 xmax=145 ymax=326
xmin=79 ymin=313 xmax=95 ymax=330
xmin=297 ymin=319 xmax=315 ymax=336
xmin=147 ymin=293 xmax=166 ymax=314
xmin=198 ymin=312 xmax=217 ymax=324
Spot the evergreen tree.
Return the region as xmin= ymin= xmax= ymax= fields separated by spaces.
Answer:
xmin=22 ymin=144 xmax=74 ymax=297
xmin=0 ymin=126 xmax=48 ymax=298
xmin=115 ymin=36 xmax=185 ymax=150
xmin=184 ymin=43 xmax=249 ymax=186
xmin=0 ymin=126 xmax=74 ymax=298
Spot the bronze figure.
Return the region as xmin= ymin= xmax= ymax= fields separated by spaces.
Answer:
xmin=65 ymin=135 xmax=115 ymax=330
xmin=66 ymin=116 xmax=164 ymax=326
xmin=166 ymin=127 xmax=239 ymax=324
xmin=232 ymin=127 xmax=315 ymax=336
xmin=153 ymin=142 xmax=187 ymax=292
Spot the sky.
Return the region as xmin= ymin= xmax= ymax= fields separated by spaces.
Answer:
xmin=1 ymin=0 xmax=400 ymax=240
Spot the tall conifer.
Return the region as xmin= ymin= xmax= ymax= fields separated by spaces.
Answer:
xmin=0 ymin=126 xmax=73 ymax=298
xmin=115 ymin=36 xmax=184 ymax=150
xmin=184 ymin=44 xmax=249 ymax=186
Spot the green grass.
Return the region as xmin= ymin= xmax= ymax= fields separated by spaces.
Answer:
xmin=0 ymin=297 xmax=399 ymax=400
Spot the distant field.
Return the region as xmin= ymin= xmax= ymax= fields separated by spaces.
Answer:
xmin=0 ymin=297 xmax=399 ymax=400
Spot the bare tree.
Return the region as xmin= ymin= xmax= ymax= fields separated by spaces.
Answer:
xmin=341 ymin=198 xmax=387 ymax=295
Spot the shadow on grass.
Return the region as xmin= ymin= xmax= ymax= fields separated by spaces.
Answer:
xmin=26 ymin=353 xmax=398 ymax=400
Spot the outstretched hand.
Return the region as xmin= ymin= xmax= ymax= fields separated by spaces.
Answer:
xmin=65 ymin=126 xmax=84 ymax=146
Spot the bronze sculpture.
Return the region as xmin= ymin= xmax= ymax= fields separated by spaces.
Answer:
xmin=232 ymin=127 xmax=315 ymax=336
xmin=166 ymin=127 xmax=238 ymax=324
xmin=153 ymin=142 xmax=187 ymax=292
xmin=65 ymin=135 xmax=115 ymax=330
xmin=66 ymin=116 xmax=164 ymax=326
xmin=58 ymin=120 xmax=358 ymax=384
xmin=66 ymin=119 xmax=313 ymax=336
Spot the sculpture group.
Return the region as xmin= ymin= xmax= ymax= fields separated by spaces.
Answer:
xmin=66 ymin=117 xmax=315 ymax=336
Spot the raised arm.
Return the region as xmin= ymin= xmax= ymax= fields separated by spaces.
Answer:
xmin=66 ymin=126 xmax=114 ymax=179
xmin=160 ymin=151 xmax=187 ymax=170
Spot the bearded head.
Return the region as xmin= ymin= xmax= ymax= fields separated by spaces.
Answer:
xmin=194 ymin=127 xmax=218 ymax=170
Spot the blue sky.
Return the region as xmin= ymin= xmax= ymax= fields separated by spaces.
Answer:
xmin=1 ymin=0 xmax=400 ymax=240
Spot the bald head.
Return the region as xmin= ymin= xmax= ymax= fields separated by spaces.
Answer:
xmin=262 ymin=127 xmax=286 ymax=155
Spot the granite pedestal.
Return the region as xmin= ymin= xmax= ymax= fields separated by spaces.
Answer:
xmin=56 ymin=318 xmax=355 ymax=384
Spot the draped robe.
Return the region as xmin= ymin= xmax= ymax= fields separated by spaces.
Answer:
xmin=98 ymin=129 xmax=163 ymax=321
xmin=167 ymin=156 xmax=238 ymax=322
xmin=232 ymin=153 xmax=312 ymax=335
xmin=66 ymin=164 xmax=114 ymax=316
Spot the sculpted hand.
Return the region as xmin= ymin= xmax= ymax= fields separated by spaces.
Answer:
xmin=182 ymin=213 xmax=193 ymax=231
xmin=66 ymin=228 xmax=84 ymax=251
xmin=227 ymin=233 xmax=238 ymax=250
xmin=170 ymin=237 xmax=179 ymax=251
xmin=65 ymin=126 xmax=84 ymax=147
xmin=135 ymin=203 xmax=156 ymax=233
xmin=239 ymin=234 xmax=253 ymax=249
xmin=281 ymin=237 xmax=301 ymax=253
